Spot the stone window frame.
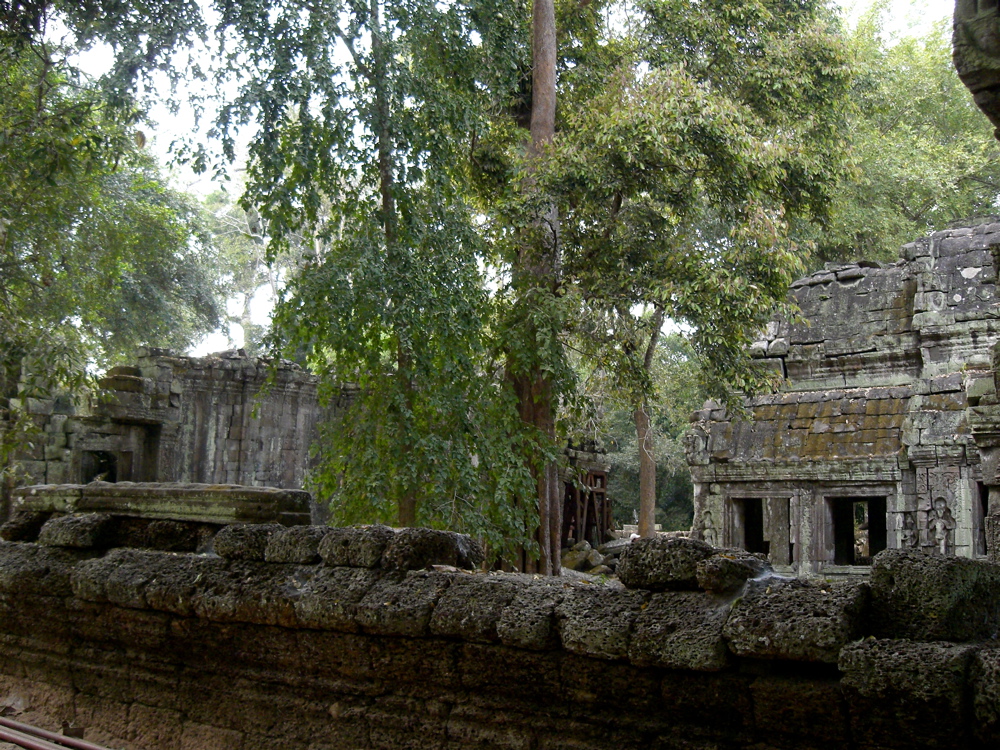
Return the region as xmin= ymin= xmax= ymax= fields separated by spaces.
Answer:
xmin=723 ymin=491 xmax=796 ymax=567
xmin=813 ymin=483 xmax=896 ymax=574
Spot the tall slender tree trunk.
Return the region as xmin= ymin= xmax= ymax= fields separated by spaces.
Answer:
xmin=370 ymin=0 xmax=416 ymax=527
xmin=635 ymin=402 xmax=656 ymax=537
xmin=636 ymin=307 xmax=664 ymax=538
xmin=510 ymin=0 xmax=560 ymax=574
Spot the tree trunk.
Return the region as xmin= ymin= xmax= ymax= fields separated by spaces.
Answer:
xmin=636 ymin=307 xmax=665 ymax=538
xmin=370 ymin=0 xmax=416 ymax=527
xmin=514 ymin=0 xmax=560 ymax=575
xmin=635 ymin=402 xmax=656 ymax=538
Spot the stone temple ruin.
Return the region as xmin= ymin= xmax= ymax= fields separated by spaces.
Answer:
xmin=686 ymin=222 xmax=1000 ymax=575
xmin=0 ymin=348 xmax=326 ymax=520
xmin=2 ymin=347 xmax=613 ymax=546
xmin=3 ymin=489 xmax=1000 ymax=749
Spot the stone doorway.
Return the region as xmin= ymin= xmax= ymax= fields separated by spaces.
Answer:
xmin=828 ymin=497 xmax=887 ymax=565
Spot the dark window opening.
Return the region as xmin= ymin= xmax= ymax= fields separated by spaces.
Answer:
xmin=831 ymin=497 xmax=886 ymax=565
xmin=739 ymin=498 xmax=768 ymax=556
xmin=139 ymin=424 xmax=161 ymax=482
xmin=80 ymin=451 xmax=117 ymax=484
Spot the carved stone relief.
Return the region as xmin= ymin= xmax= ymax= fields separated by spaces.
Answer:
xmin=900 ymin=511 xmax=919 ymax=549
xmin=918 ymin=467 xmax=960 ymax=555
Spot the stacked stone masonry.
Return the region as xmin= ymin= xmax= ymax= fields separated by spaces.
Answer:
xmin=686 ymin=223 xmax=1000 ymax=575
xmin=1 ymin=349 xmax=327 ymax=519
xmin=0 ymin=525 xmax=999 ymax=750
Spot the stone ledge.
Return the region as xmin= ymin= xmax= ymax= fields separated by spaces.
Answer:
xmin=10 ymin=482 xmax=312 ymax=526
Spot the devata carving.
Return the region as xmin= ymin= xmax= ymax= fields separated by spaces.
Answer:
xmin=927 ymin=497 xmax=958 ymax=555
xmin=901 ymin=512 xmax=919 ymax=549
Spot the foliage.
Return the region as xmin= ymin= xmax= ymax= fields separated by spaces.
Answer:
xmin=205 ymin=0 xmax=550 ymax=559
xmin=202 ymin=189 xmax=304 ymax=356
xmin=0 ymin=33 xmax=225 ymax=484
xmin=580 ymin=335 xmax=705 ymax=531
xmin=484 ymin=0 xmax=852 ymax=410
xmin=13 ymin=0 xmax=854 ymax=557
xmin=0 ymin=43 xmax=224 ymax=370
xmin=801 ymin=7 xmax=1000 ymax=266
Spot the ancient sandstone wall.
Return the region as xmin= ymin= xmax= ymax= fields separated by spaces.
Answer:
xmin=1 ymin=514 xmax=1000 ymax=749
xmin=4 ymin=349 xmax=322 ymax=492
xmin=687 ymin=223 xmax=1000 ymax=574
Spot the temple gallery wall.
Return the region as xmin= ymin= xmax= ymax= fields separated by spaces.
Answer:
xmin=3 ymin=487 xmax=1000 ymax=750
xmin=685 ymin=222 xmax=1000 ymax=576
xmin=1 ymin=348 xmax=323 ymax=492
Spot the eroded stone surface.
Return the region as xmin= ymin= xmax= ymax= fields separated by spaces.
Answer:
xmin=14 ymin=482 xmax=313 ymax=526
xmin=556 ymin=584 xmax=646 ymax=660
xmin=264 ymin=525 xmax=328 ymax=564
xmin=354 ymin=570 xmax=455 ymax=636
xmin=381 ymin=527 xmax=484 ymax=571
xmin=0 ymin=541 xmax=79 ymax=596
xmin=724 ymin=577 xmax=869 ymax=662
xmin=495 ymin=578 xmax=563 ymax=651
xmin=972 ymin=646 xmax=1000 ymax=747
xmin=617 ymin=537 xmax=713 ymax=591
xmin=318 ymin=524 xmax=394 ymax=568
xmin=213 ymin=523 xmax=284 ymax=561
xmin=696 ymin=549 xmax=770 ymax=593
xmin=37 ymin=513 xmax=115 ymax=549
xmin=870 ymin=548 xmax=1000 ymax=641
xmin=0 ymin=524 xmax=999 ymax=749
xmin=293 ymin=565 xmax=382 ymax=632
xmin=0 ymin=511 xmax=53 ymax=542
xmin=628 ymin=590 xmax=730 ymax=671
xmin=840 ymin=638 xmax=979 ymax=749
xmin=429 ymin=573 xmax=521 ymax=643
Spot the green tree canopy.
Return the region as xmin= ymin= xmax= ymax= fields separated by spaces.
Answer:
xmin=0 ymin=40 xmax=224 ymax=372
xmin=802 ymin=7 xmax=1000 ymax=266
xmin=5 ymin=0 xmax=853 ymax=565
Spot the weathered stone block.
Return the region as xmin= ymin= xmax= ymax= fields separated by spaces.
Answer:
xmin=429 ymin=573 xmax=521 ymax=643
xmin=293 ymin=565 xmax=382 ymax=632
xmin=110 ymin=517 xmax=215 ymax=552
xmin=556 ymin=584 xmax=646 ymax=660
xmin=355 ymin=570 xmax=454 ymax=636
xmin=496 ymin=579 xmax=563 ymax=651
xmin=971 ymin=645 xmax=1000 ymax=746
xmin=695 ymin=549 xmax=769 ymax=593
xmin=870 ymin=548 xmax=1000 ymax=641
xmin=723 ymin=578 xmax=869 ymax=663
xmin=0 ymin=511 xmax=54 ymax=542
xmin=381 ymin=527 xmax=484 ymax=571
xmin=840 ymin=639 xmax=978 ymax=750
xmin=318 ymin=524 xmax=394 ymax=568
xmin=0 ymin=541 xmax=79 ymax=596
xmin=264 ymin=525 xmax=328 ymax=564
xmin=617 ymin=537 xmax=713 ymax=591
xmin=213 ymin=524 xmax=284 ymax=561
xmin=37 ymin=513 xmax=114 ymax=549
xmin=190 ymin=559 xmax=304 ymax=626
xmin=628 ymin=591 xmax=730 ymax=671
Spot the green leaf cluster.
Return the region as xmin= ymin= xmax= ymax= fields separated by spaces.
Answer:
xmin=17 ymin=0 xmax=856 ymax=557
xmin=802 ymin=6 xmax=1000 ymax=265
xmin=0 ymin=43 xmax=225 ymax=370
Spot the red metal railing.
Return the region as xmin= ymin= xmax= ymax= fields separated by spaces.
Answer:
xmin=0 ymin=718 xmax=116 ymax=750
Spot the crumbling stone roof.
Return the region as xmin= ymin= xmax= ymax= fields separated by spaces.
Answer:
xmin=688 ymin=223 xmax=1000 ymax=474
